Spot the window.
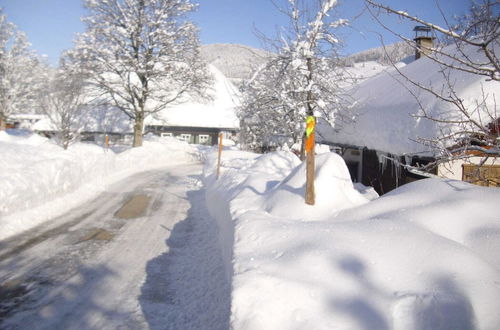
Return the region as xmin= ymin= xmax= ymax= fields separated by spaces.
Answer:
xmin=161 ymin=132 xmax=173 ymax=137
xmin=198 ymin=134 xmax=210 ymax=144
xmin=179 ymin=134 xmax=192 ymax=143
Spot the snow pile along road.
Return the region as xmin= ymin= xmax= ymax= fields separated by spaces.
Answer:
xmin=203 ymin=149 xmax=500 ymax=329
xmin=0 ymin=131 xmax=199 ymax=240
xmin=2 ymin=129 xmax=500 ymax=329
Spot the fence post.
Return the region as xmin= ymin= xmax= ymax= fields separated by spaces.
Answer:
xmin=216 ymin=132 xmax=223 ymax=180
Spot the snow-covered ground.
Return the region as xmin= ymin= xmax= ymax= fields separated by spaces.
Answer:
xmin=2 ymin=131 xmax=500 ymax=329
xmin=0 ymin=131 xmax=229 ymax=329
xmin=0 ymin=130 xmax=199 ymax=240
xmin=204 ymin=149 xmax=500 ymax=329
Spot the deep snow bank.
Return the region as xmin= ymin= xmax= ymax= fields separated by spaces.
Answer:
xmin=203 ymin=149 xmax=500 ymax=329
xmin=263 ymin=153 xmax=369 ymax=220
xmin=0 ymin=131 xmax=198 ymax=240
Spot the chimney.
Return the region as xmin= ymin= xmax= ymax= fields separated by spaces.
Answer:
xmin=413 ymin=26 xmax=435 ymax=59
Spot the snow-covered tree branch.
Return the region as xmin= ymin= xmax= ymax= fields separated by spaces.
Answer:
xmin=69 ymin=0 xmax=212 ymax=147
xmin=0 ymin=9 xmax=44 ymax=130
xmin=366 ymin=0 xmax=499 ymax=81
xmin=239 ymin=0 xmax=351 ymax=153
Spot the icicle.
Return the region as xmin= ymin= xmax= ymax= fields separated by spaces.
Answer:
xmin=392 ymin=156 xmax=401 ymax=187
xmin=404 ymin=155 xmax=412 ymax=166
xmin=376 ymin=150 xmax=388 ymax=173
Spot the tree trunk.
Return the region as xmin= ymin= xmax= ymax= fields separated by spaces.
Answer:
xmin=0 ymin=117 xmax=6 ymax=131
xmin=133 ymin=112 xmax=144 ymax=147
xmin=300 ymin=131 xmax=306 ymax=161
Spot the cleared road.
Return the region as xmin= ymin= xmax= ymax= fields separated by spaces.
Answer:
xmin=0 ymin=163 xmax=230 ymax=329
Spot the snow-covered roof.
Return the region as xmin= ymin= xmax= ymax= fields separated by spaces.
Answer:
xmin=31 ymin=107 xmax=134 ymax=134
xmin=321 ymin=42 xmax=498 ymax=156
xmin=146 ymin=65 xmax=240 ymax=129
xmin=30 ymin=65 xmax=240 ymax=133
xmin=9 ymin=114 xmax=46 ymax=121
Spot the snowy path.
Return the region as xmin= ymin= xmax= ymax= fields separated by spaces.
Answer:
xmin=0 ymin=163 xmax=230 ymax=329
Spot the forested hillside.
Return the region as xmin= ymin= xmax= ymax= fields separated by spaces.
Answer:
xmin=201 ymin=42 xmax=415 ymax=88
xmin=200 ymin=43 xmax=270 ymax=87
xmin=344 ymin=41 xmax=415 ymax=65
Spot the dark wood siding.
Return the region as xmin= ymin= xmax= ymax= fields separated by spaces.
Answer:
xmin=360 ymin=148 xmax=433 ymax=195
xmin=146 ymin=125 xmax=237 ymax=146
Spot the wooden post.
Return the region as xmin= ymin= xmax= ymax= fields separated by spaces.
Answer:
xmin=104 ymin=134 xmax=110 ymax=150
xmin=305 ymin=116 xmax=315 ymax=205
xmin=216 ymin=132 xmax=223 ymax=179
xmin=305 ymin=57 xmax=316 ymax=205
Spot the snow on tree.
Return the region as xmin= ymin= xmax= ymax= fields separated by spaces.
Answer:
xmin=0 ymin=9 xmax=44 ymax=130
xmin=239 ymin=0 xmax=352 ymax=205
xmin=238 ymin=0 xmax=350 ymax=153
xmin=238 ymin=58 xmax=306 ymax=152
xmin=365 ymin=0 xmax=499 ymax=172
xmin=69 ymin=0 xmax=212 ymax=147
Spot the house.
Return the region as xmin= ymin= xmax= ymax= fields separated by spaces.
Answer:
xmin=145 ymin=65 xmax=240 ymax=145
xmin=30 ymin=65 xmax=240 ymax=146
xmin=6 ymin=114 xmax=46 ymax=130
xmin=318 ymin=39 xmax=499 ymax=194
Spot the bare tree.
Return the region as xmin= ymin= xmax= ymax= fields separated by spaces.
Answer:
xmin=0 ymin=9 xmax=43 ymax=130
xmin=70 ymin=0 xmax=212 ymax=147
xmin=365 ymin=0 xmax=499 ymax=175
xmin=39 ymin=62 xmax=88 ymax=150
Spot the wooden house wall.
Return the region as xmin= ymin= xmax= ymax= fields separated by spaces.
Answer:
xmin=359 ymin=148 xmax=433 ymax=195
xmin=462 ymin=164 xmax=500 ymax=187
xmin=360 ymin=149 xmax=406 ymax=195
xmin=146 ymin=125 xmax=237 ymax=146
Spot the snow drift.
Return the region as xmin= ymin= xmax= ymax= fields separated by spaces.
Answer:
xmin=263 ymin=153 xmax=369 ymax=220
xmin=3 ymin=130 xmax=500 ymax=329
xmin=0 ymin=131 xmax=198 ymax=240
xmin=203 ymin=148 xmax=500 ymax=329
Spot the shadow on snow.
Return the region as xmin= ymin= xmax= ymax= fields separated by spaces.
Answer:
xmin=140 ymin=178 xmax=231 ymax=330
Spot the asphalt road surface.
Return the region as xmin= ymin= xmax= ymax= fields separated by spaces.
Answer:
xmin=0 ymin=163 xmax=230 ymax=330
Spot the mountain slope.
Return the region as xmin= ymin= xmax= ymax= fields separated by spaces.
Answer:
xmin=345 ymin=41 xmax=415 ymax=65
xmin=201 ymin=43 xmax=270 ymax=87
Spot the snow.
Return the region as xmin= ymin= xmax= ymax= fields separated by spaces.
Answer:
xmin=31 ymin=106 xmax=133 ymax=133
xmin=324 ymin=43 xmax=499 ymax=156
xmin=203 ymin=148 xmax=500 ymax=329
xmin=0 ymin=130 xmax=198 ymax=240
xmin=200 ymin=43 xmax=270 ymax=87
xmin=342 ymin=60 xmax=392 ymax=85
xmin=2 ymin=129 xmax=500 ymax=329
xmin=147 ymin=65 xmax=240 ymax=129
xmin=262 ymin=153 xmax=369 ymax=220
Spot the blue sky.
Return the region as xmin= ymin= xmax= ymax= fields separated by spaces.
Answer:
xmin=1 ymin=0 xmax=470 ymax=65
